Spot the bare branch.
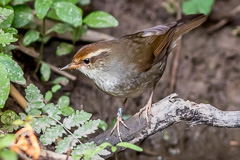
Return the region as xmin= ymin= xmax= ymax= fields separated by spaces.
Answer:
xmin=91 ymin=93 xmax=240 ymax=158
xmin=39 ymin=94 xmax=240 ymax=159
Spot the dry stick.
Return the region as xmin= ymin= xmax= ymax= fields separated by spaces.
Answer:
xmin=169 ymin=0 xmax=182 ymax=93
xmin=39 ymin=94 xmax=240 ymax=159
xmin=90 ymin=93 xmax=240 ymax=159
xmin=10 ymin=83 xmax=27 ymax=110
xmin=15 ymin=44 xmax=77 ymax=81
xmin=207 ymin=4 xmax=240 ymax=33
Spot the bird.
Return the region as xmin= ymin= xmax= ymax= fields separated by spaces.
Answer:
xmin=61 ymin=14 xmax=207 ymax=141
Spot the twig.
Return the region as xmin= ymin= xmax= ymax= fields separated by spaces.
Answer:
xmin=169 ymin=0 xmax=182 ymax=93
xmin=9 ymin=83 xmax=27 ymax=109
xmin=15 ymin=44 xmax=77 ymax=81
xmin=90 ymin=93 xmax=240 ymax=159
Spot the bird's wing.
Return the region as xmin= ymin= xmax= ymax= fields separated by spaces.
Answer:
xmin=121 ymin=22 xmax=177 ymax=72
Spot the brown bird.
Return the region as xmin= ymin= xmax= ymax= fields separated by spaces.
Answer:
xmin=61 ymin=14 xmax=207 ymax=141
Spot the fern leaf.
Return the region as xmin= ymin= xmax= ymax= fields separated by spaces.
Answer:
xmin=40 ymin=125 xmax=66 ymax=145
xmin=55 ymin=136 xmax=78 ymax=154
xmin=74 ymin=120 xmax=100 ymax=138
xmin=31 ymin=115 xmax=56 ymax=134
xmin=71 ymin=142 xmax=96 ymax=159
xmin=63 ymin=110 xmax=92 ymax=129
xmin=25 ymin=84 xmax=45 ymax=113
xmin=42 ymin=103 xmax=61 ymax=120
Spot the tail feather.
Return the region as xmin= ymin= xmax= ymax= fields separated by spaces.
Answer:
xmin=173 ymin=14 xmax=207 ymax=41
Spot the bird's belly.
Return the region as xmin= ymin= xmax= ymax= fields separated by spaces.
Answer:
xmin=93 ymin=60 xmax=166 ymax=98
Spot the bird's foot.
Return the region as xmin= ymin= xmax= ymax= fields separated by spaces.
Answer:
xmin=110 ymin=108 xmax=129 ymax=142
xmin=139 ymin=101 xmax=154 ymax=123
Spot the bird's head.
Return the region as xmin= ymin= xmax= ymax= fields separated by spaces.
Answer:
xmin=60 ymin=43 xmax=111 ymax=74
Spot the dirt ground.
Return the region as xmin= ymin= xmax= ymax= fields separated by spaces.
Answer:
xmin=7 ymin=0 xmax=240 ymax=159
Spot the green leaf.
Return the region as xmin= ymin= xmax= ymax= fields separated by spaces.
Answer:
xmin=1 ymin=110 xmax=19 ymax=125
xmin=23 ymin=30 xmax=40 ymax=46
xmin=63 ymin=110 xmax=91 ymax=129
xmin=0 ymin=134 xmax=15 ymax=150
xmin=182 ymin=0 xmax=214 ymax=15
xmin=12 ymin=119 xmax=25 ymax=125
xmin=25 ymin=84 xmax=43 ymax=103
xmin=197 ymin=0 xmax=214 ymax=15
xmin=0 ymin=44 xmax=16 ymax=55
xmin=42 ymin=103 xmax=61 ymax=120
xmin=70 ymin=25 xmax=87 ymax=41
xmin=46 ymin=23 xmax=70 ymax=34
xmin=57 ymin=95 xmax=70 ymax=109
xmin=53 ymin=0 xmax=78 ymax=4
xmin=61 ymin=106 xmax=74 ymax=116
xmin=12 ymin=5 xmax=33 ymax=28
xmin=0 ymin=53 xmax=26 ymax=84
xmin=25 ymin=84 xmax=45 ymax=113
xmin=51 ymin=84 xmax=61 ymax=93
xmin=44 ymin=91 xmax=53 ymax=102
xmin=0 ymin=6 xmax=14 ymax=28
xmin=98 ymin=120 xmax=108 ymax=131
xmin=40 ymin=62 xmax=51 ymax=82
xmin=71 ymin=142 xmax=96 ymax=159
xmin=0 ymin=149 xmax=17 ymax=160
xmin=53 ymin=2 xmax=82 ymax=27
xmin=35 ymin=0 xmax=52 ymax=19
xmin=111 ymin=146 xmax=117 ymax=152
xmin=3 ymin=27 xmax=18 ymax=35
xmin=85 ymin=142 xmax=112 ymax=159
xmin=0 ymin=31 xmax=18 ymax=47
xmin=116 ymin=142 xmax=143 ymax=152
xmin=56 ymin=42 xmax=73 ymax=56
xmin=11 ymin=0 xmax=32 ymax=5
xmin=0 ymin=0 xmax=11 ymax=6
xmin=2 ymin=124 xmax=19 ymax=132
xmin=0 ymin=63 xmax=10 ymax=108
xmin=31 ymin=115 xmax=56 ymax=134
xmin=55 ymin=136 xmax=78 ymax=153
xmin=47 ymin=9 xmax=60 ymax=21
xmin=40 ymin=125 xmax=66 ymax=145
xmin=78 ymin=0 xmax=90 ymax=6
xmin=52 ymin=76 xmax=69 ymax=85
xmin=83 ymin=11 xmax=118 ymax=28
xmin=74 ymin=120 xmax=100 ymax=138
xmin=0 ymin=7 xmax=13 ymax=24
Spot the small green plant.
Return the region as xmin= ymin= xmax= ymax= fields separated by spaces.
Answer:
xmin=77 ymin=142 xmax=143 ymax=160
xmin=182 ymin=0 xmax=215 ymax=15
xmin=0 ymin=133 xmax=17 ymax=160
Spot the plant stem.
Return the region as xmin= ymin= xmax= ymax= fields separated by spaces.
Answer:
xmin=35 ymin=18 xmax=46 ymax=73
xmin=114 ymin=153 xmax=118 ymax=160
xmin=72 ymin=26 xmax=79 ymax=47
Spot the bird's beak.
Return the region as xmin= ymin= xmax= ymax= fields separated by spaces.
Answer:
xmin=60 ymin=63 xmax=81 ymax=71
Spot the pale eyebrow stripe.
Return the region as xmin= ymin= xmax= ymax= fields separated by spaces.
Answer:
xmin=86 ymin=48 xmax=111 ymax=58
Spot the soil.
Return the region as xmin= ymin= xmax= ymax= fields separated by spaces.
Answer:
xmin=6 ymin=0 xmax=240 ymax=159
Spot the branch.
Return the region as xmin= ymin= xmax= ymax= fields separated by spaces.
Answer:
xmin=91 ymin=93 xmax=240 ymax=159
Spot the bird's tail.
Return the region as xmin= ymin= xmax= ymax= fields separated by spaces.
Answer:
xmin=173 ymin=14 xmax=207 ymax=41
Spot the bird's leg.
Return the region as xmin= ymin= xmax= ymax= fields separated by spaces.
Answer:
xmin=110 ymin=99 xmax=129 ymax=142
xmin=139 ymin=85 xmax=155 ymax=123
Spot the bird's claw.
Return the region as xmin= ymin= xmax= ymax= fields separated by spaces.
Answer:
xmin=110 ymin=108 xmax=129 ymax=142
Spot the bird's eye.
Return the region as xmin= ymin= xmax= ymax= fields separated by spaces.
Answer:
xmin=83 ymin=58 xmax=90 ymax=64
